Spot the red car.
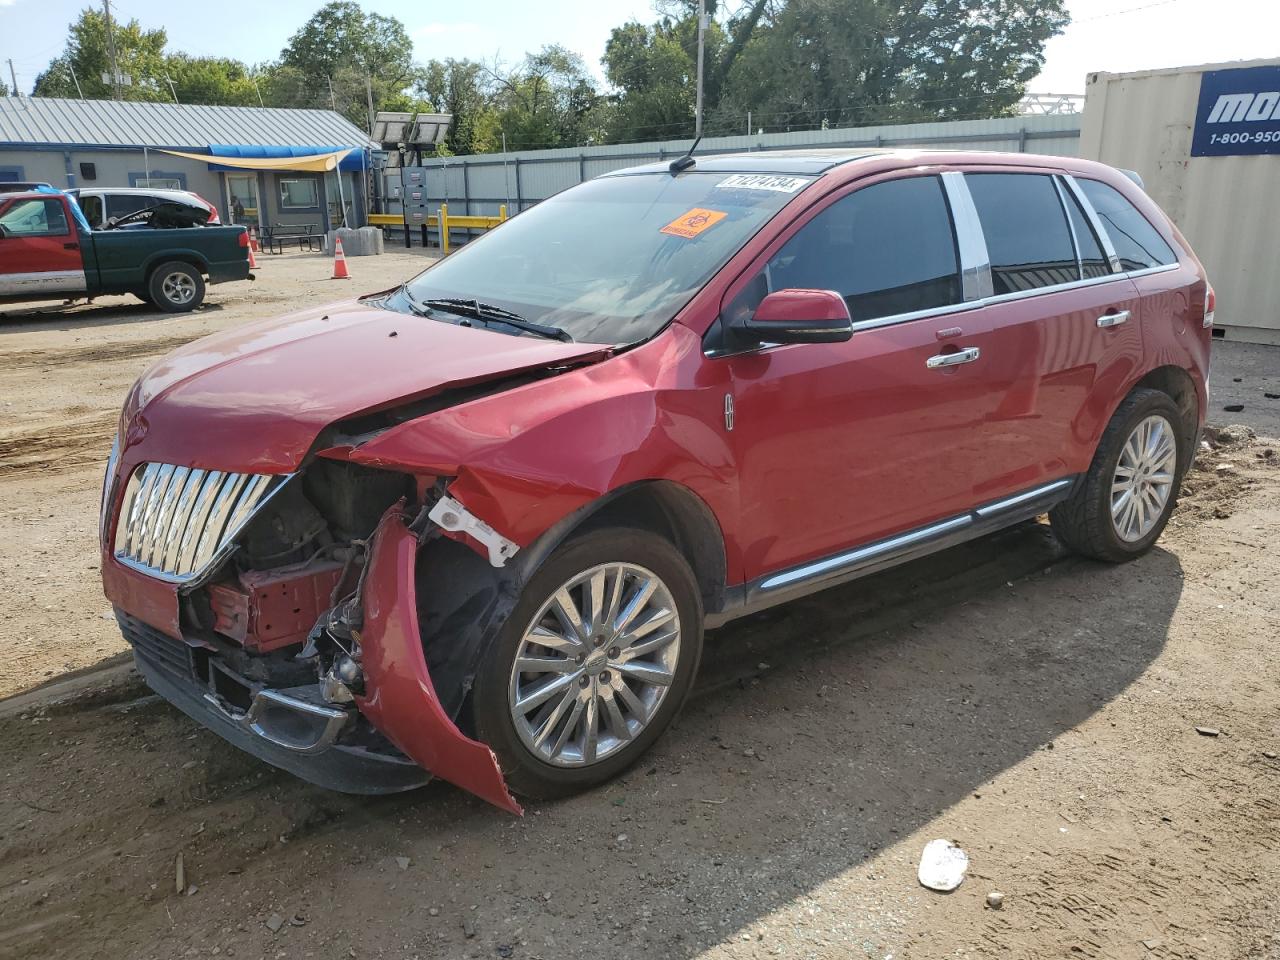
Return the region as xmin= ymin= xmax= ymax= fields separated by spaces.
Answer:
xmin=99 ymin=149 xmax=1212 ymax=812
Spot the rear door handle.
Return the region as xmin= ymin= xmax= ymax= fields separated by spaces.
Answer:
xmin=1096 ymin=309 xmax=1131 ymax=328
xmin=926 ymin=346 xmax=980 ymax=369
xmin=63 ymin=242 xmax=79 ymax=250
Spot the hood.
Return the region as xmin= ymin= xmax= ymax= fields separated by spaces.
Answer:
xmin=122 ymin=299 xmax=610 ymax=474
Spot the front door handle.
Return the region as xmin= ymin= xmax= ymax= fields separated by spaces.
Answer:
xmin=1096 ymin=309 xmax=1131 ymax=328
xmin=63 ymin=242 xmax=79 ymax=250
xmin=926 ymin=346 xmax=981 ymax=369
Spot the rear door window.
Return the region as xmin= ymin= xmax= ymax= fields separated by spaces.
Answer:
xmin=1061 ymin=185 xmax=1112 ymax=279
xmin=747 ymin=175 xmax=962 ymax=323
xmin=965 ymin=173 xmax=1078 ymax=294
xmin=1076 ymin=178 xmax=1177 ymax=271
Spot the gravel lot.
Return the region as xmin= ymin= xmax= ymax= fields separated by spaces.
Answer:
xmin=1 ymin=252 xmax=1278 ymax=960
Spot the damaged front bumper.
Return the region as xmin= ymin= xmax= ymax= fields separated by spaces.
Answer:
xmin=108 ymin=510 xmax=521 ymax=813
xmin=120 ymin=611 xmax=429 ymax=793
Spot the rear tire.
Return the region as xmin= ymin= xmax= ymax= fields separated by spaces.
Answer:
xmin=1050 ymin=388 xmax=1184 ymax=562
xmin=472 ymin=528 xmax=703 ymax=800
xmin=147 ymin=261 xmax=205 ymax=312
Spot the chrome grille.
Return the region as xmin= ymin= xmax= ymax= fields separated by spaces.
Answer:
xmin=113 ymin=463 xmax=285 ymax=582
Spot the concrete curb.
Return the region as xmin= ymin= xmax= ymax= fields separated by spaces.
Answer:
xmin=0 ymin=655 xmax=146 ymax=720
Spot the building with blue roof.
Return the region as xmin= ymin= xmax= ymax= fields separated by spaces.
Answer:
xmin=0 ymin=96 xmax=376 ymax=234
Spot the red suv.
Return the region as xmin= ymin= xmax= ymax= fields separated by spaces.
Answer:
xmin=99 ymin=150 xmax=1211 ymax=812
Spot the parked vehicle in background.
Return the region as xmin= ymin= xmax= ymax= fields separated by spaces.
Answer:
xmin=0 ymin=181 xmax=53 ymax=193
xmin=0 ymin=190 xmax=250 ymax=311
xmin=70 ymin=187 xmax=221 ymax=229
xmin=98 ymin=149 xmax=1212 ymax=812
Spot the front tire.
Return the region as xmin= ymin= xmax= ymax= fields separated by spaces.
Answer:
xmin=472 ymin=529 xmax=703 ymax=799
xmin=1050 ymin=388 xmax=1184 ymax=562
xmin=147 ymin=261 xmax=205 ymax=312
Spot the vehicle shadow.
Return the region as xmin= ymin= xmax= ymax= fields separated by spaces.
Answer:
xmin=0 ymin=519 xmax=1181 ymax=959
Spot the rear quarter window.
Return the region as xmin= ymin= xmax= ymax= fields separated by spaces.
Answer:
xmin=1077 ymin=179 xmax=1177 ymax=271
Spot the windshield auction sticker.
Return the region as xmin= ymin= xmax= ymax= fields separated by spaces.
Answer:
xmin=715 ymin=174 xmax=810 ymax=193
xmin=661 ymin=207 xmax=729 ymax=239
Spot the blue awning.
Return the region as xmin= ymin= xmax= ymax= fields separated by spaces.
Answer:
xmin=206 ymin=144 xmax=367 ymax=172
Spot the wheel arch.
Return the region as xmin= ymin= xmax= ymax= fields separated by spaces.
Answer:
xmin=1129 ymin=365 xmax=1202 ymax=475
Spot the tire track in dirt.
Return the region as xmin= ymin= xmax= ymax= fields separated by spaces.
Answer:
xmin=0 ymin=414 xmax=117 ymax=477
xmin=0 ymin=333 xmax=198 ymax=370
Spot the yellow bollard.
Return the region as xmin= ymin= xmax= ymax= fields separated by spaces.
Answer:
xmin=439 ymin=203 xmax=449 ymax=255
xmin=499 ymin=204 xmax=507 ymax=222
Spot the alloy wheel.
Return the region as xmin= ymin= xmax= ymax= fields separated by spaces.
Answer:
xmin=1111 ymin=414 xmax=1177 ymax=542
xmin=508 ymin=562 xmax=682 ymax=768
xmin=161 ymin=271 xmax=196 ymax=305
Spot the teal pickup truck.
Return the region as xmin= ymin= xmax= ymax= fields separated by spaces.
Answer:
xmin=0 ymin=189 xmax=252 ymax=312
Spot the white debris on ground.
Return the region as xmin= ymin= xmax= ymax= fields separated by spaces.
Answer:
xmin=917 ymin=839 xmax=969 ymax=892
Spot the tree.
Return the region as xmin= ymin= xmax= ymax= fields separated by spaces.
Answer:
xmin=33 ymin=7 xmax=168 ymax=101
xmin=719 ymin=0 xmax=1069 ymax=130
xmin=418 ymin=59 xmax=501 ymax=155
xmin=0 ymin=79 xmax=9 ymax=98
xmin=488 ymin=47 xmax=610 ymax=150
xmin=164 ymin=54 xmax=261 ymax=106
xmin=279 ymin=1 xmax=417 ymax=126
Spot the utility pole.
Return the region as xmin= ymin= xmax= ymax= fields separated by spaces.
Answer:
xmin=6 ymin=59 xmax=18 ymax=97
xmin=694 ymin=0 xmax=706 ymax=138
xmin=67 ymin=62 xmax=84 ymax=98
xmin=365 ymin=75 xmax=375 ymax=135
xmin=102 ymin=0 xmax=122 ymax=100
xmin=327 ymin=76 xmax=337 ymax=112
xmin=165 ymin=76 xmax=179 ymax=104
xmin=250 ymin=73 xmax=264 ymax=107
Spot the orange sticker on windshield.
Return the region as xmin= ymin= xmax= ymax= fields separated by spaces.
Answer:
xmin=661 ymin=207 xmax=728 ymax=239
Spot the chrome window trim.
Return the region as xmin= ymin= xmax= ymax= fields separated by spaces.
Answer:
xmin=1052 ymin=175 xmax=1085 ymax=281
xmin=940 ymin=171 xmax=994 ymax=301
xmin=1061 ymin=175 xmax=1122 ymax=273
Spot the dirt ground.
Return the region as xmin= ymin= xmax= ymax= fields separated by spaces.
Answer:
xmin=1 ymin=254 xmax=1278 ymax=960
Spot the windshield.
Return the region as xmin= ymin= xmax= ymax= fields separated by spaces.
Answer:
xmin=396 ymin=171 xmax=811 ymax=346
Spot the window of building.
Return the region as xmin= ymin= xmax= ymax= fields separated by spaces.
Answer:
xmin=134 ymin=178 xmax=182 ymax=190
xmin=279 ymin=178 xmax=319 ymax=209
xmin=1061 ymin=184 xmax=1113 ymax=279
xmin=1076 ymin=178 xmax=1177 ymax=272
xmin=0 ymin=198 xmax=70 ymax=236
xmin=731 ymin=176 xmax=962 ymax=324
xmin=965 ymin=174 xmax=1078 ymax=294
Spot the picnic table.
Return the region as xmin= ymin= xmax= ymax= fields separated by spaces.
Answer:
xmin=263 ymin=222 xmax=321 ymax=254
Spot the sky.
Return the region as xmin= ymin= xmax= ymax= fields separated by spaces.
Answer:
xmin=2 ymin=0 xmax=1279 ymax=98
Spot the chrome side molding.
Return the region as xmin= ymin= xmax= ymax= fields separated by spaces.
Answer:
xmin=759 ymin=477 xmax=1074 ymax=593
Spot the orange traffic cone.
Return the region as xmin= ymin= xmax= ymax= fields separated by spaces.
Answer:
xmin=247 ymin=239 xmax=258 ymax=269
xmin=331 ymin=236 xmax=350 ymax=280
xmin=249 ymin=226 xmax=260 ymax=252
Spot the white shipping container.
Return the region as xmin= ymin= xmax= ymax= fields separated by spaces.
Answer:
xmin=1080 ymin=59 xmax=1280 ymax=344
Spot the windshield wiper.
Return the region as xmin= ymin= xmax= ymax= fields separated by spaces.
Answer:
xmin=399 ymin=286 xmax=433 ymax=318
xmin=420 ymin=297 xmax=574 ymax=343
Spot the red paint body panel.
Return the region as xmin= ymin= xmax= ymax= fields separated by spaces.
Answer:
xmin=0 ymin=195 xmax=82 ymax=275
xmin=354 ymin=513 xmax=522 ymax=815
xmin=122 ymin=299 xmax=610 ymax=474
xmin=101 ymin=560 xmax=181 ymax=638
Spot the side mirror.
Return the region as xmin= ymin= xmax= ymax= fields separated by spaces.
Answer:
xmin=741 ymin=288 xmax=853 ymax=344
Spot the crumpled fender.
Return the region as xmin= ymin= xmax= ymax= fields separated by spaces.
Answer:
xmin=344 ymin=322 xmax=741 ymax=579
xmin=355 ymin=508 xmax=522 ymax=815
